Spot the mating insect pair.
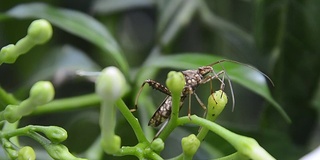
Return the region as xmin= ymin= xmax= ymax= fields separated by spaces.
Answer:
xmin=133 ymin=59 xmax=273 ymax=128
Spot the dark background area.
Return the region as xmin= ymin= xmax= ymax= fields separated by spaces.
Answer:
xmin=1 ymin=0 xmax=320 ymax=159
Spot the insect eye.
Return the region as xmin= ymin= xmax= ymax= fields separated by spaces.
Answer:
xmin=199 ymin=67 xmax=212 ymax=76
xmin=198 ymin=68 xmax=205 ymax=75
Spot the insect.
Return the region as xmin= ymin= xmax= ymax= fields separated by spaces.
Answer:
xmin=133 ymin=59 xmax=273 ymax=127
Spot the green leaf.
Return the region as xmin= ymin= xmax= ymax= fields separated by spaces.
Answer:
xmin=26 ymin=45 xmax=100 ymax=86
xmin=158 ymin=0 xmax=199 ymax=46
xmin=6 ymin=2 xmax=129 ymax=75
xmin=157 ymin=0 xmax=184 ymax=35
xmin=198 ymin=1 xmax=255 ymax=57
xmin=92 ymin=0 xmax=154 ymax=14
xmin=144 ymin=53 xmax=291 ymax=123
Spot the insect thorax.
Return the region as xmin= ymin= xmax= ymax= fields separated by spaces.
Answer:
xmin=182 ymin=69 xmax=203 ymax=89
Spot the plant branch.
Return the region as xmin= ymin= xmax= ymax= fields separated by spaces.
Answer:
xmin=116 ymin=99 xmax=148 ymax=143
xmin=31 ymin=93 xmax=100 ymax=115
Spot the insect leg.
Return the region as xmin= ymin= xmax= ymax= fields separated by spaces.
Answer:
xmin=187 ymin=87 xmax=192 ymax=120
xmin=132 ymin=79 xmax=171 ymax=112
xmin=200 ymin=70 xmax=225 ymax=86
xmin=194 ymin=93 xmax=206 ymax=110
xmin=200 ymin=70 xmax=235 ymax=111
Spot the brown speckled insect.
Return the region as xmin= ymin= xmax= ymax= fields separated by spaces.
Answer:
xmin=133 ymin=59 xmax=274 ymax=128
xmin=133 ymin=60 xmax=236 ymax=127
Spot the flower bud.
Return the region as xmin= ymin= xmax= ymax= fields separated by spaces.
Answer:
xmin=27 ymin=19 xmax=52 ymax=45
xmin=38 ymin=126 xmax=68 ymax=143
xmin=45 ymin=144 xmax=86 ymax=160
xmin=96 ymin=66 xmax=127 ymax=101
xmin=3 ymin=105 xmax=22 ymax=123
xmin=150 ymin=138 xmax=164 ymax=152
xmin=207 ymin=90 xmax=228 ymax=120
xmin=0 ymin=44 xmax=16 ymax=63
xmin=181 ymin=134 xmax=200 ymax=157
xmin=209 ymin=90 xmax=228 ymax=108
xmin=29 ymin=81 xmax=55 ymax=105
xmin=18 ymin=146 xmax=36 ymax=160
xmin=101 ymin=135 xmax=121 ymax=154
xmin=166 ymin=71 xmax=185 ymax=95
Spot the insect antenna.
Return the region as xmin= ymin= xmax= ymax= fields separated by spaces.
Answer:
xmin=222 ymin=66 xmax=235 ymax=112
xmin=208 ymin=59 xmax=274 ymax=86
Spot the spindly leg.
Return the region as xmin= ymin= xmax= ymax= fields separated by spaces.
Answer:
xmin=185 ymin=86 xmax=207 ymax=120
xmin=132 ymin=79 xmax=171 ymax=112
xmin=200 ymin=70 xmax=226 ymax=90
xmin=194 ymin=93 xmax=206 ymax=110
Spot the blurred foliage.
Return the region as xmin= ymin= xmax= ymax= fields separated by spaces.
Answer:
xmin=0 ymin=0 xmax=320 ymax=159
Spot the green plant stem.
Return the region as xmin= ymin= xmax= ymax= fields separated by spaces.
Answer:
xmin=197 ymin=125 xmax=209 ymax=141
xmin=1 ymin=122 xmax=19 ymax=145
xmin=115 ymin=146 xmax=139 ymax=157
xmin=178 ymin=115 xmax=237 ymax=144
xmin=2 ymin=125 xmax=31 ymax=139
xmin=146 ymin=150 xmax=163 ymax=160
xmin=115 ymin=144 xmax=163 ymax=160
xmin=198 ymin=90 xmax=227 ymax=141
xmin=215 ymin=152 xmax=247 ymax=160
xmin=84 ymin=136 xmax=104 ymax=160
xmin=1 ymin=125 xmax=46 ymax=139
xmin=0 ymin=86 xmax=19 ymax=109
xmin=157 ymin=87 xmax=181 ymax=140
xmin=27 ymin=131 xmax=86 ymax=160
xmin=170 ymin=86 xmax=181 ymax=123
xmin=31 ymin=93 xmax=99 ymax=115
xmin=0 ymin=92 xmax=20 ymax=154
xmin=115 ymin=99 xmax=148 ymax=143
xmin=115 ymin=143 xmax=147 ymax=158
xmin=0 ymin=138 xmax=18 ymax=159
xmin=178 ymin=115 xmax=275 ymax=160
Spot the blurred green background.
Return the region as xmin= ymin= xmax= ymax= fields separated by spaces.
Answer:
xmin=1 ymin=0 xmax=320 ymax=159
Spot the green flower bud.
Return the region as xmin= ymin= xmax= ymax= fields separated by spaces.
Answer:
xmin=209 ymin=90 xmax=228 ymax=108
xmin=3 ymin=105 xmax=21 ymax=123
xmin=38 ymin=126 xmax=68 ymax=143
xmin=0 ymin=19 xmax=52 ymax=65
xmin=45 ymin=144 xmax=87 ymax=160
xmin=166 ymin=71 xmax=185 ymax=95
xmin=29 ymin=81 xmax=55 ymax=105
xmin=101 ymin=135 xmax=121 ymax=154
xmin=18 ymin=146 xmax=36 ymax=160
xmin=96 ymin=66 xmax=127 ymax=101
xmin=0 ymin=44 xmax=16 ymax=63
xmin=150 ymin=138 xmax=164 ymax=152
xmin=181 ymin=134 xmax=200 ymax=157
xmin=207 ymin=90 xmax=228 ymax=121
xmin=27 ymin=19 xmax=52 ymax=45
